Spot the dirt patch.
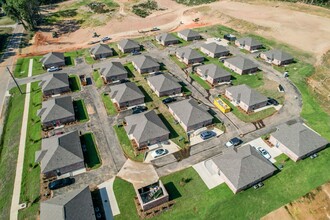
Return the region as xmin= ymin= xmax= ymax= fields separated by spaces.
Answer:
xmin=86 ymin=104 xmax=95 ymax=114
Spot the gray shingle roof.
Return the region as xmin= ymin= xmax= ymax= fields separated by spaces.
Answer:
xmin=212 ymin=145 xmax=276 ymax=190
xmin=132 ymin=55 xmax=160 ymax=70
xmin=197 ymin=64 xmax=231 ymax=79
xmin=118 ymin=39 xmax=140 ymax=50
xmin=226 ymin=84 xmax=268 ymax=106
xmin=178 ymin=29 xmax=201 ymax=38
xmin=35 ymin=131 xmax=83 ymax=173
xmin=89 ymin=43 xmax=112 ymax=56
xmin=100 ymin=62 xmax=128 ymax=78
xmin=201 ymin=42 xmax=229 ymax=54
xmin=225 ymin=56 xmax=258 ymax=70
xmin=176 ymin=48 xmax=204 ymax=60
xmin=110 ymin=82 xmax=144 ymax=103
xmin=40 ymin=186 xmax=96 ymax=220
xmin=263 ymin=49 xmax=293 ymax=62
xmin=168 ymin=99 xmax=213 ymax=127
xmin=156 ymin=33 xmax=178 ymax=43
xmin=124 ymin=110 xmax=170 ymax=143
xmin=147 ymin=73 xmax=181 ymax=93
xmin=40 ymin=52 xmax=65 ymax=66
xmin=39 ymin=73 xmax=70 ymax=92
xmin=237 ymin=37 xmax=262 ymax=47
xmin=37 ymin=96 xmax=75 ymax=124
xmin=272 ymin=122 xmax=328 ymax=157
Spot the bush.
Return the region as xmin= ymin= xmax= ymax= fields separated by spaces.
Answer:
xmin=132 ymin=0 xmax=158 ymax=18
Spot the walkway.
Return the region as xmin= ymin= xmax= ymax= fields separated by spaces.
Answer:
xmin=9 ymin=59 xmax=33 ymax=220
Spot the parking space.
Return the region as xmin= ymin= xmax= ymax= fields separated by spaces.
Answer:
xmin=190 ymin=127 xmax=224 ymax=146
xmin=244 ymin=137 xmax=282 ymax=163
xmin=144 ymin=140 xmax=181 ymax=163
xmin=193 ymin=160 xmax=224 ymax=189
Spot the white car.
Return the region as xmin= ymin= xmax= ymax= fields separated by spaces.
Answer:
xmin=257 ymin=147 xmax=271 ymax=160
xmin=151 ymin=148 xmax=168 ymax=158
xmin=101 ymin=36 xmax=111 ymax=42
xmin=47 ymin=66 xmax=61 ymax=72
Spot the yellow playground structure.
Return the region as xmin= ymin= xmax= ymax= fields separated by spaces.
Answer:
xmin=214 ymin=97 xmax=231 ymax=113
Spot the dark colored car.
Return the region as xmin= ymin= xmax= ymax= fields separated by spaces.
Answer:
xmin=200 ymin=130 xmax=216 ymax=140
xmin=267 ymin=98 xmax=279 ymax=106
xmin=131 ymin=51 xmax=141 ymax=55
xmin=162 ymin=97 xmax=176 ymax=104
xmin=48 ymin=177 xmax=75 ymax=190
xmin=225 ymin=137 xmax=242 ymax=147
xmin=132 ymin=106 xmax=147 ymax=114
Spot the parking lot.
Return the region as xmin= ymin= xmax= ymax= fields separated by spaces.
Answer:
xmin=244 ymin=138 xmax=282 ymax=163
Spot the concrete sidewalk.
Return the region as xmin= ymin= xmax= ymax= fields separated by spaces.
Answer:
xmin=98 ymin=177 xmax=120 ymax=220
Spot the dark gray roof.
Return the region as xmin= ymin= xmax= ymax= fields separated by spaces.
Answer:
xmin=118 ymin=39 xmax=140 ymax=50
xmin=40 ymin=186 xmax=96 ymax=220
xmin=226 ymin=84 xmax=268 ymax=106
xmin=40 ymin=52 xmax=65 ymax=66
xmin=147 ymin=73 xmax=181 ymax=93
xmin=37 ymin=96 xmax=75 ymax=124
xmin=225 ymin=56 xmax=258 ymax=70
xmin=262 ymin=49 xmax=293 ymax=62
xmin=178 ymin=29 xmax=201 ymax=38
xmin=132 ymin=55 xmax=160 ymax=70
xmin=100 ymin=62 xmax=128 ymax=78
xmin=39 ymin=73 xmax=70 ymax=92
xmin=35 ymin=131 xmax=83 ymax=173
xmin=89 ymin=43 xmax=112 ymax=56
xmin=124 ymin=110 xmax=170 ymax=143
xmin=212 ymin=145 xmax=276 ymax=190
xmin=197 ymin=64 xmax=231 ymax=79
xmin=201 ymin=42 xmax=229 ymax=54
xmin=168 ymin=99 xmax=213 ymax=127
xmin=272 ymin=122 xmax=328 ymax=157
xmin=156 ymin=33 xmax=178 ymax=43
xmin=237 ymin=37 xmax=262 ymax=47
xmin=110 ymin=82 xmax=144 ymax=103
xmin=176 ymin=48 xmax=204 ymax=60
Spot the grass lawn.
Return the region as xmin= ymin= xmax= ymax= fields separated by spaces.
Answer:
xmin=64 ymin=49 xmax=89 ymax=66
xmin=169 ymin=55 xmax=186 ymax=69
xmin=125 ymin=62 xmax=139 ymax=77
xmin=113 ymin=125 xmax=144 ymax=162
xmin=189 ymin=73 xmax=211 ymax=90
xmin=69 ymin=74 xmax=81 ymax=92
xmin=101 ymin=93 xmax=117 ymax=116
xmin=81 ymin=133 xmax=101 ymax=170
xmin=0 ymin=27 xmax=12 ymax=56
xmin=0 ymin=16 xmax=15 ymax=25
xmin=180 ymin=82 xmax=192 ymax=96
xmin=18 ymin=82 xmax=42 ymax=220
xmin=0 ymin=86 xmax=26 ymax=220
xmin=73 ymin=99 xmax=89 ymax=122
xmin=14 ymin=56 xmax=44 ymax=78
xmin=108 ymin=42 xmax=127 ymax=58
xmin=196 ymin=25 xmax=239 ymax=38
xmin=92 ymin=70 xmax=105 ymax=88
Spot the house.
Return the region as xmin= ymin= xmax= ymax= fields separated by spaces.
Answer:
xmin=35 ymin=131 xmax=84 ymax=178
xmin=37 ymin=96 xmax=75 ymax=129
xmin=260 ymin=49 xmax=294 ymax=66
xmin=168 ymin=98 xmax=213 ymax=132
xmin=176 ymin=48 xmax=204 ymax=65
xmin=235 ymin=37 xmax=262 ymax=51
xmin=110 ymin=82 xmax=144 ymax=109
xmin=196 ymin=64 xmax=231 ymax=85
xmin=200 ymin=42 xmax=230 ymax=58
xmin=124 ymin=110 xmax=170 ymax=148
xmin=89 ymin=43 xmax=113 ymax=60
xmin=100 ymin=61 xmax=128 ymax=83
xmin=132 ymin=55 xmax=160 ymax=74
xmin=177 ymin=29 xmax=201 ymax=41
xmin=155 ymin=33 xmax=179 ymax=46
xmin=225 ymin=84 xmax=268 ymax=112
xmin=40 ymin=186 xmax=96 ymax=220
xmin=269 ymin=122 xmax=328 ymax=162
xmin=224 ymin=56 xmax=258 ymax=75
xmin=211 ymin=144 xmax=276 ymax=194
xmin=117 ymin=39 xmax=140 ymax=53
xmin=40 ymin=52 xmax=65 ymax=69
xmin=39 ymin=73 xmax=70 ymax=96
xmin=147 ymin=73 xmax=182 ymax=97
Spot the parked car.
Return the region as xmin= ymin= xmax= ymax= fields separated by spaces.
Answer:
xmin=101 ymin=36 xmax=111 ymax=42
xmin=47 ymin=66 xmax=61 ymax=72
xmin=200 ymin=130 xmax=216 ymax=140
xmin=131 ymin=51 xmax=141 ymax=55
xmin=48 ymin=177 xmax=75 ymax=190
xmin=267 ymin=98 xmax=279 ymax=106
xmin=253 ymin=184 xmax=259 ymax=189
xmin=225 ymin=137 xmax=242 ymax=147
xmin=132 ymin=106 xmax=147 ymax=114
xmin=151 ymin=148 xmax=168 ymax=158
xmin=162 ymin=97 xmax=176 ymax=104
xmin=257 ymin=147 xmax=271 ymax=160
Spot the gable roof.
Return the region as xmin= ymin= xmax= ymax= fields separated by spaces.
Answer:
xmin=124 ymin=110 xmax=170 ymax=143
xmin=35 ymin=131 xmax=83 ymax=173
xmin=110 ymin=82 xmax=144 ymax=103
xmin=37 ymin=96 xmax=75 ymax=124
xmin=156 ymin=33 xmax=178 ymax=43
xmin=40 ymin=52 xmax=65 ymax=66
xmin=100 ymin=62 xmax=128 ymax=78
xmin=118 ymin=39 xmax=140 ymax=50
xmin=212 ymin=145 xmax=276 ymax=190
xmin=176 ymin=48 xmax=204 ymax=60
xmin=237 ymin=37 xmax=262 ymax=47
xmin=272 ymin=122 xmax=328 ymax=157
xmin=262 ymin=49 xmax=293 ymax=62
xmin=197 ymin=64 xmax=231 ymax=79
xmin=201 ymin=42 xmax=229 ymax=54
xmin=226 ymin=84 xmax=268 ymax=106
xmin=147 ymin=73 xmax=181 ymax=93
xmin=89 ymin=43 xmax=112 ymax=55
xmin=178 ymin=29 xmax=201 ymax=38
xmin=39 ymin=73 xmax=70 ymax=92
xmin=225 ymin=56 xmax=258 ymax=70
xmin=132 ymin=55 xmax=160 ymax=70
xmin=40 ymin=186 xmax=96 ymax=220
xmin=168 ymin=99 xmax=213 ymax=127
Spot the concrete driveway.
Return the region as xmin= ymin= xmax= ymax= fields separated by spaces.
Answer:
xmin=244 ymin=137 xmax=282 ymax=163
xmin=144 ymin=140 xmax=180 ymax=163
xmin=193 ymin=159 xmax=224 ymax=189
xmin=190 ymin=127 xmax=224 ymax=146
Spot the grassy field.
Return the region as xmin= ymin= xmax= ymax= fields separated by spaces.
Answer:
xmin=14 ymin=56 xmax=44 ymax=78
xmin=101 ymin=93 xmax=117 ymax=116
xmin=81 ymin=133 xmax=102 ymax=170
xmin=0 ymin=27 xmax=12 ymax=55
xmin=69 ymin=74 xmax=81 ymax=92
xmin=73 ymin=99 xmax=89 ymax=122
xmin=189 ymin=73 xmax=212 ymax=90
xmin=92 ymin=70 xmax=105 ymax=88
xmin=0 ymin=86 xmax=26 ymax=220
xmin=0 ymin=16 xmax=15 ymax=25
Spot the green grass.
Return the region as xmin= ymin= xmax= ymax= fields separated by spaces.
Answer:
xmin=92 ymin=70 xmax=105 ymax=88
xmin=81 ymin=132 xmax=101 ymax=169
xmin=125 ymin=62 xmax=139 ymax=77
xmin=18 ymin=82 xmax=42 ymax=220
xmin=196 ymin=24 xmax=239 ymax=38
xmin=0 ymin=86 xmax=26 ymax=220
xmin=73 ymin=99 xmax=89 ymax=122
xmin=113 ymin=125 xmax=144 ymax=162
xmin=64 ymin=49 xmax=88 ymax=66
xmin=0 ymin=16 xmax=15 ymax=25
xmin=189 ymin=73 xmax=212 ymax=90
xmin=231 ymin=72 xmax=264 ymax=88
xmin=14 ymin=56 xmax=44 ymax=78
xmin=101 ymin=93 xmax=117 ymax=116
xmin=69 ymin=74 xmax=81 ymax=92
xmin=169 ymin=54 xmax=186 ymax=69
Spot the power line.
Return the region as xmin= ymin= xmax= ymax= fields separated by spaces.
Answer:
xmin=6 ymin=66 xmax=23 ymax=94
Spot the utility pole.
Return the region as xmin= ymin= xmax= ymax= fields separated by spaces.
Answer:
xmin=7 ymin=66 xmax=23 ymax=94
